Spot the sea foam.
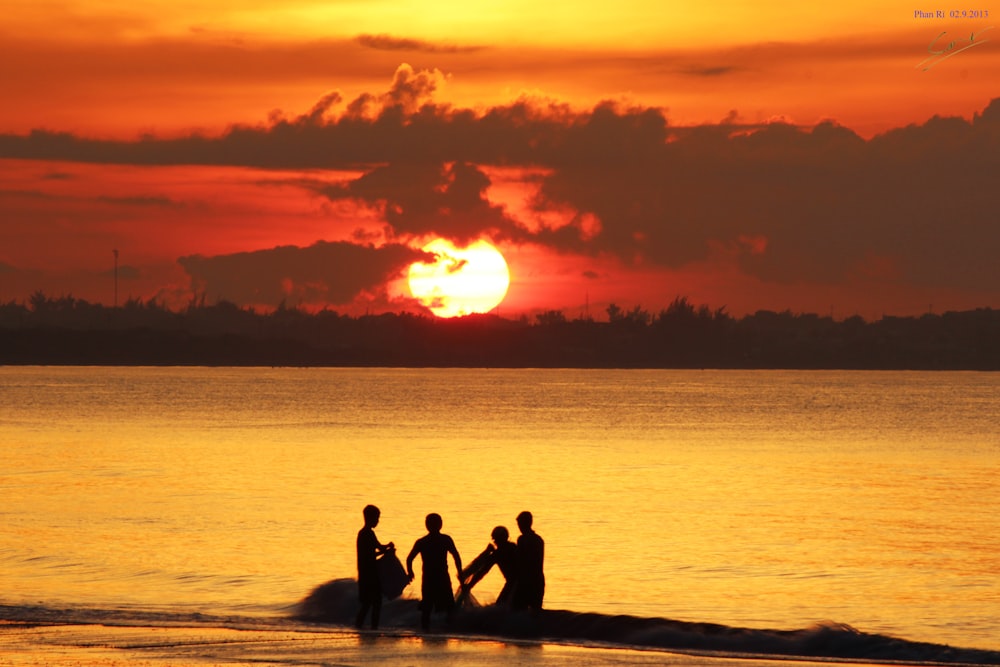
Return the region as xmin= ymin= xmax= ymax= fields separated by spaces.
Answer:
xmin=296 ymin=578 xmax=1000 ymax=665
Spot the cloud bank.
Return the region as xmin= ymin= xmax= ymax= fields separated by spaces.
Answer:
xmin=178 ymin=241 xmax=433 ymax=307
xmin=2 ymin=64 xmax=998 ymax=311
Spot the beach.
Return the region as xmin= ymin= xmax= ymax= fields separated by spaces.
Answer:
xmin=0 ymin=620 xmax=816 ymax=667
xmin=5 ymin=594 xmax=1000 ymax=667
xmin=5 ymin=619 xmax=984 ymax=667
xmin=3 ymin=620 xmax=567 ymax=667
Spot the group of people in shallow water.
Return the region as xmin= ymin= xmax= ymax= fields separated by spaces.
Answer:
xmin=355 ymin=505 xmax=545 ymax=631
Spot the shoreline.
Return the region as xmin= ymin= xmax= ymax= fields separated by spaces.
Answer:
xmin=0 ymin=621 xmax=980 ymax=667
xmin=0 ymin=621 xmax=796 ymax=667
xmin=5 ymin=595 xmax=1000 ymax=667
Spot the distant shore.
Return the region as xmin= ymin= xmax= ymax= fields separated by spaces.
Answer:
xmin=2 ymin=299 xmax=998 ymax=370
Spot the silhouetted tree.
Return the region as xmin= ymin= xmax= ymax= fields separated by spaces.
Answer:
xmin=607 ymin=303 xmax=650 ymax=327
xmin=536 ymin=310 xmax=567 ymax=326
xmin=606 ymin=303 xmax=623 ymax=323
xmin=2 ymin=291 xmax=997 ymax=369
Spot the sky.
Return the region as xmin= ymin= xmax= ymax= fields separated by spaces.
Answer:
xmin=1 ymin=0 xmax=998 ymax=320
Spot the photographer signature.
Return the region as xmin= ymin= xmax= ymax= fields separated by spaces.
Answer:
xmin=918 ymin=26 xmax=993 ymax=70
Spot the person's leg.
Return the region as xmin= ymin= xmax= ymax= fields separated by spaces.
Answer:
xmin=496 ymin=581 xmax=513 ymax=607
xmin=355 ymin=601 xmax=370 ymax=629
xmin=443 ymin=591 xmax=456 ymax=624
xmin=532 ymin=587 xmax=544 ymax=610
xmin=420 ymin=602 xmax=431 ymax=631
xmin=356 ymin=577 xmax=380 ymax=629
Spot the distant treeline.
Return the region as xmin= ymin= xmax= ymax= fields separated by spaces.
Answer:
xmin=2 ymin=292 xmax=998 ymax=369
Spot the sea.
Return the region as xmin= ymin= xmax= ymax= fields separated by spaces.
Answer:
xmin=2 ymin=367 xmax=999 ymax=664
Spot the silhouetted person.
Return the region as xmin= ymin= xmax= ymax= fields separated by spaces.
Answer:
xmin=355 ymin=504 xmax=393 ymax=630
xmin=487 ymin=525 xmax=519 ymax=606
xmin=513 ymin=510 xmax=544 ymax=611
xmin=406 ymin=513 xmax=463 ymax=631
xmin=456 ymin=525 xmax=518 ymax=607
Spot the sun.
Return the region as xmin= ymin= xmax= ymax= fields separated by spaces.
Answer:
xmin=408 ymin=238 xmax=510 ymax=318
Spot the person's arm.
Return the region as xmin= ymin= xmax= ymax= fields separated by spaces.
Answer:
xmin=405 ymin=542 xmax=419 ymax=581
xmin=478 ymin=544 xmax=497 ymax=571
xmin=449 ymin=538 xmax=463 ymax=583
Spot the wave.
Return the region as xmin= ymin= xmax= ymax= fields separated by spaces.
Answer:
xmin=296 ymin=579 xmax=1000 ymax=665
xmin=4 ymin=581 xmax=1000 ymax=666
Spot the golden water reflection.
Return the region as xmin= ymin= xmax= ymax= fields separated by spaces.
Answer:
xmin=2 ymin=367 xmax=998 ymax=650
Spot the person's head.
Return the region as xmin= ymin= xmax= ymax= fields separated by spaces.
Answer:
xmin=516 ymin=511 xmax=533 ymax=533
xmin=362 ymin=504 xmax=380 ymax=528
xmin=425 ymin=513 xmax=443 ymax=533
xmin=491 ymin=526 xmax=509 ymax=545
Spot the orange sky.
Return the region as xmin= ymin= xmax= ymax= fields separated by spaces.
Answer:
xmin=1 ymin=1 xmax=998 ymax=319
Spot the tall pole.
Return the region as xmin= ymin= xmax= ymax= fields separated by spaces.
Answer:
xmin=113 ymin=249 xmax=119 ymax=308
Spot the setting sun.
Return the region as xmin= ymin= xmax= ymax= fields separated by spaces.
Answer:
xmin=408 ymin=238 xmax=510 ymax=318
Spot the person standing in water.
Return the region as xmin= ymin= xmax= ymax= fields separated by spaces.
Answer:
xmin=456 ymin=525 xmax=518 ymax=607
xmin=406 ymin=513 xmax=463 ymax=631
xmin=513 ymin=510 xmax=545 ymax=611
xmin=355 ymin=504 xmax=393 ymax=630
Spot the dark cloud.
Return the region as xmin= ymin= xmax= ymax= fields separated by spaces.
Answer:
xmin=2 ymin=69 xmax=998 ymax=297
xmin=320 ymin=161 xmax=525 ymax=244
xmin=177 ymin=241 xmax=433 ymax=307
xmin=101 ymin=264 xmax=142 ymax=280
xmin=304 ymin=91 xmax=344 ymax=124
xmin=356 ymin=34 xmax=484 ymax=54
xmin=681 ymin=65 xmax=739 ymax=77
xmin=530 ymin=103 xmax=999 ymax=291
xmin=0 ymin=188 xmax=58 ymax=201
xmin=95 ymin=195 xmax=179 ymax=208
xmin=382 ymin=64 xmax=444 ymax=114
xmin=0 ymin=188 xmax=179 ymax=208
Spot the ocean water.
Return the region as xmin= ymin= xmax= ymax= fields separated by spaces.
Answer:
xmin=2 ymin=367 xmax=999 ymax=661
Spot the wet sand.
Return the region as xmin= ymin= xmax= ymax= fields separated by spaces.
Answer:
xmin=0 ymin=621 xmax=864 ymax=667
